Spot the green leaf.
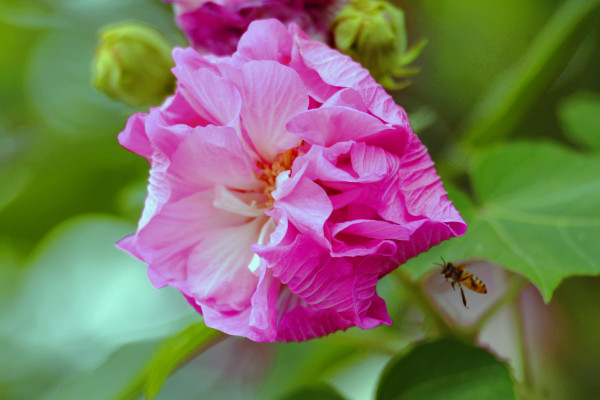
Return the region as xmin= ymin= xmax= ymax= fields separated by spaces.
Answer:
xmin=404 ymin=142 xmax=600 ymax=302
xmin=0 ymin=215 xmax=197 ymax=399
xmin=279 ymin=383 xmax=347 ymax=400
xmin=376 ymin=338 xmax=517 ymax=400
xmin=462 ymin=0 xmax=600 ymax=146
xmin=115 ymin=322 xmax=224 ymax=400
xmin=558 ymin=92 xmax=600 ymax=151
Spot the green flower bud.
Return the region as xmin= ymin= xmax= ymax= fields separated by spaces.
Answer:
xmin=92 ymin=21 xmax=175 ymax=107
xmin=332 ymin=0 xmax=426 ymax=90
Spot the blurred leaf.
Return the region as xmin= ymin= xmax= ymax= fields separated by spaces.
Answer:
xmin=27 ymin=31 xmax=133 ymax=136
xmin=41 ymin=340 xmax=162 ymax=400
xmin=376 ymin=338 xmax=516 ymax=400
xmin=462 ymin=0 xmax=600 ymax=146
xmin=279 ymin=383 xmax=347 ymax=400
xmin=0 ymin=0 xmax=59 ymax=27
xmin=115 ymin=322 xmax=224 ymax=400
xmin=257 ymin=336 xmax=367 ymax=400
xmin=0 ymin=0 xmax=178 ymax=35
xmin=558 ymin=92 xmax=600 ymax=151
xmin=403 ymin=142 xmax=600 ymax=302
xmin=0 ymin=215 xmax=197 ymax=399
xmin=410 ymin=0 xmax=553 ymax=122
xmin=408 ymin=106 xmax=437 ymax=134
xmin=0 ymin=163 xmax=30 ymax=212
xmin=0 ymin=239 xmax=24 ymax=311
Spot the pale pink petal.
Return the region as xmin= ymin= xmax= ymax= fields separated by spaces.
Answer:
xmin=167 ymin=125 xmax=260 ymax=198
xmin=248 ymin=262 xmax=280 ymax=341
xmin=134 ymin=190 xmax=248 ymax=288
xmin=321 ymin=87 xmax=369 ymax=112
xmin=118 ymin=112 xmax=152 ymax=161
xmin=238 ymin=60 xmax=308 ymax=161
xmin=234 ymin=19 xmax=293 ymax=65
xmin=161 ymin=91 xmax=210 ymax=128
xmin=186 ymin=216 xmax=268 ymax=312
xmin=173 ymin=64 xmax=242 ymax=126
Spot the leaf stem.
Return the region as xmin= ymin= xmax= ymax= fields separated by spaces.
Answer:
xmin=468 ymin=275 xmax=529 ymax=337
xmin=514 ymin=293 xmax=535 ymax=391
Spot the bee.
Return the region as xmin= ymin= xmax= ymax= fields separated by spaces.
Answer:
xmin=439 ymin=258 xmax=487 ymax=308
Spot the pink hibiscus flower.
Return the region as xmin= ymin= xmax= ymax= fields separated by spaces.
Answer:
xmin=118 ymin=19 xmax=466 ymax=342
xmin=163 ymin=0 xmax=338 ymax=55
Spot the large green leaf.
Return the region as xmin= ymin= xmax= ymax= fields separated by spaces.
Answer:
xmin=376 ymin=338 xmax=516 ymax=400
xmin=403 ymin=142 xmax=600 ymax=302
xmin=558 ymin=92 xmax=600 ymax=151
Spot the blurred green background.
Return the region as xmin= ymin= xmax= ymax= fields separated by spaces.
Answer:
xmin=1 ymin=0 xmax=599 ymax=399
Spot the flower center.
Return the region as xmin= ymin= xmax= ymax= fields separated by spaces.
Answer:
xmin=256 ymin=147 xmax=299 ymax=208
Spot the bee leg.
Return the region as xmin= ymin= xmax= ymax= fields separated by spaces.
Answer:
xmin=450 ymin=281 xmax=456 ymax=291
xmin=459 ymin=285 xmax=468 ymax=309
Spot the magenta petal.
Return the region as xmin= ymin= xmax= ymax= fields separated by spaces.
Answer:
xmin=352 ymin=258 xmax=393 ymax=328
xmin=287 ymin=106 xmax=390 ymax=147
xmin=175 ymin=3 xmax=246 ymax=55
xmin=276 ymin=306 xmax=354 ymax=342
xmin=239 ymin=60 xmax=308 ymax=161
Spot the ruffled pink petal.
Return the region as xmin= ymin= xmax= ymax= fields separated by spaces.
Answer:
xmin=329 ymin=219 xmax=408 ymax=257
xmin=276 ymin=305 xmax=354 ymax=342
xmin=290 ymin=24 xmax=410 ymax=128
xmin=351 ymin=256 xmax=393 ymax=328
xmin=272 ymin=165 xmax=332 ymax=243
xmin=256 ymin=227 xmax=354 ymax=313
xmin=286 ymin=106 xmax=390 ymax=147
xmin=378 ymin=134 xmax=466 ymax=234
xmin=238 ymin=60 xmax=308 ymax=162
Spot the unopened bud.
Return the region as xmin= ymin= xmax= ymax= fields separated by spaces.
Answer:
xmin=93 ymin=21 xmax=175 ymax=107
xmin=332 ymin=0 xmax=426 ymax=90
